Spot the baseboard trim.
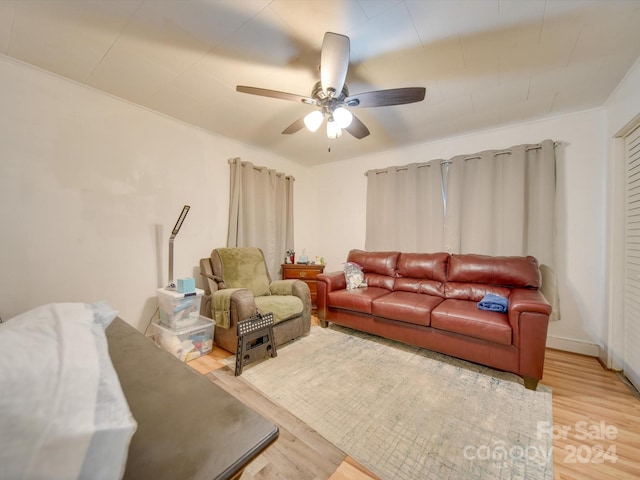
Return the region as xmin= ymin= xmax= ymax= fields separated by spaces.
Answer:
xmin=546 ymin=335 xmax=600 ymax=357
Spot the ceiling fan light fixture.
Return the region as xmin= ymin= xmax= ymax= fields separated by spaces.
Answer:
xmin=236 ymin=33 xmax=426 ymax=144
xmin=333 ymin=107 xmax=353 ymax=128
xmin=304 ymin=110 xmax=323 ymax=132
xmin=327 ymin=118 xmax=342 ymax=139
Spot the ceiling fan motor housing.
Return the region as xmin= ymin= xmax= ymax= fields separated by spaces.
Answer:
xmin=311 ymin=81 xmax=350 ymax=113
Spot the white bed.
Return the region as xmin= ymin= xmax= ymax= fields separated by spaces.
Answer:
xmin=0 ymin=302 xmax=137 ymax=480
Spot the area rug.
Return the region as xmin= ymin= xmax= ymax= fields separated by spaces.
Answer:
xmin=231 ymin=325 xmax=553 ymax=480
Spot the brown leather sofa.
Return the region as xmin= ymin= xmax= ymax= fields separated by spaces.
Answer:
xmin=316 ymin=250 xmax=552 ymax=390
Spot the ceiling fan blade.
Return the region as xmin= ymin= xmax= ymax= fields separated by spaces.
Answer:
xmin=236 ymin=86 xmax=315 ymax=104
xmin=320 ymin=32 xmax=350 ymax=97
xmin=345 ymin=87 xmax=426 ymax=108
xmin=282 ymin=117 xmax=307 ymax=135
xmin=345 ymin=114 xmax=370 ymax=139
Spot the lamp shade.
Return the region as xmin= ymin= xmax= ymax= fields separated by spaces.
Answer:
xmin=304 ymin=110 xmax=323 ymax=132
xmin=333 ymin=107 xmax=353 ymax=128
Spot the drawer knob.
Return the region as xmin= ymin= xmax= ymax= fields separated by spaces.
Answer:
xmin=299 ymin=271 xmax=307 ymax=277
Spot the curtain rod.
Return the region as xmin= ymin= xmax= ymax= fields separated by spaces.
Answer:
xmin=462 ymin=141 xmax=558 ymax=162
xmin=365 ymin=141 xmax=558 ymax=176
xmin=228 ymin=157 xmax=295 ymax=180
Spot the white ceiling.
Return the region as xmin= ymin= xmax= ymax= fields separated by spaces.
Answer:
xmin=2 ymin=0 xmax=640 ymax=166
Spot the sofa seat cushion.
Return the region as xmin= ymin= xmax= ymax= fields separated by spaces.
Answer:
xmin=431 ymin=299 xmax=512 ymax=345
xmin=255 ymin=295 xmax=303 ymax=325
xmin=327 ymin=287 xmax=391 ymax=314
xmin=372 ymin=291 xmax=443 ymax=326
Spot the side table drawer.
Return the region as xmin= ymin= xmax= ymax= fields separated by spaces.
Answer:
xmin=283 ymin=269 xmax=321 ymax=280
xmin=281 ymin=264 xmax=325 ymax=309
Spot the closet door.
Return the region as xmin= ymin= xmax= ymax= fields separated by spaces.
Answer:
xmin=624 ymin=123 xmax=640 ymax=391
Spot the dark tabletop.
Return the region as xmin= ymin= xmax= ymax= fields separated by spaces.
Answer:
xmin=106 ymin=318 xmax=278 ymax=480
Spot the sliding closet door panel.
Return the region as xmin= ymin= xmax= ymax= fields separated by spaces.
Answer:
xmin=624 ymin=123 xmax=640 ymax=390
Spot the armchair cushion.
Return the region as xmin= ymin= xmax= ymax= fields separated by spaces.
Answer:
xmin=255 ymin=296 xmax=304 ymax=325
xmin=212 ymin=247 xmax=271 ymax=296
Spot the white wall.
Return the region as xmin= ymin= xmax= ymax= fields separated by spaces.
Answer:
xmin=309 ymin=109 xmax=609 ymax=351
xmin=1 ymin=51 xmax=631 ymax=354
xmin=0 ymin=56 xmax=314 ymax=330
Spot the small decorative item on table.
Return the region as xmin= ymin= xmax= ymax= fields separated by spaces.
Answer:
xmin=285 ymin=249 xmax=295 ymax=264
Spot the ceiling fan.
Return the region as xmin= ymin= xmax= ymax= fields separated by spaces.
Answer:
xmin=236 ymin=32 xmax=426 ymax=140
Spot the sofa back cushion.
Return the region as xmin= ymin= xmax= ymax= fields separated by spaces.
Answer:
xmin=397 ymin=252 xmax=449 ymax=281
xmin=347 ymin=249 xmax=399 ymax=290
xmin=394 ymin=252 xmax=449 ymax=296
xmin=448 ymin=254 xmax=541 ymax=288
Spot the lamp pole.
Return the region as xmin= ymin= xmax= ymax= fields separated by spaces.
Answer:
xmin=167 ymin=205 xmax=190 ymax=290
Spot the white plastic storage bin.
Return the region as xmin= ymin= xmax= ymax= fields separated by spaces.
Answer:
xmin=152 ymin=316 xmax=214 ymax=362
xmin=157 ymin=287 xmax=204 ymax=329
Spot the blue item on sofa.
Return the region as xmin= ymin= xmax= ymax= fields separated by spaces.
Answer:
xmin=478 ymin=293 xmax=509 ymax=313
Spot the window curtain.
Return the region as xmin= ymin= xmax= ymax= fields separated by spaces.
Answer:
xmin=365 ymin=162 xmax=444 ymax=252
xmin=227 ymin=157 xmax=294 ymax=280
xmin=365 ymin=139 xmax=559 ymax=321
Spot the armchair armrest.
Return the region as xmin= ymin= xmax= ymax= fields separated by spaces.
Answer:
xmin=270 ymin=280 xmax=312 ymax=313
xmin=199 ymin=258 xmax=221 ymax=296
xmin=228 ymin=289 xmax=258 ymax=325
xmin=210 ymin=288 xmax=258 ymax=353
xmin=269 ymin=279 xmax=299 ymax=296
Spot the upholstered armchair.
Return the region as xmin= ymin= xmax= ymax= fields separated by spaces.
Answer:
xmin=199 ymin=247 xmax=312 ymax=353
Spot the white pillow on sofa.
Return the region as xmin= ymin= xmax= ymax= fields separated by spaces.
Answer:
xmin=0 ymin=302 xmax=137 ymax=480
xmin=344 ymin=262 xmax=367 ymax=289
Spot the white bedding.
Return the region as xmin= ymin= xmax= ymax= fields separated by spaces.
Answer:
xmin=0 ymin=302 xmax=137 ymax=480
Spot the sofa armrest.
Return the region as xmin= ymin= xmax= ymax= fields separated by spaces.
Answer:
xmin=508 ymin=288 xmax=551 ymax=382
xmin=508 ymin=289 xmax=551 ymax=342
xmin=509 ymin=289 xmax=552 ymax=316
xmin=316 ymin=271 xmax=346 ymax=323
xmin=317 ymin=271 xmax=346 ymax=292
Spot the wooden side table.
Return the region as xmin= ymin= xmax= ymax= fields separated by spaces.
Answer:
xmin=281 ymin=263 xmax=325 ymax=309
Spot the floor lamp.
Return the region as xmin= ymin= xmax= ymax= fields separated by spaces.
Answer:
xmin=167 ymin=205 xmax=190 ymax=290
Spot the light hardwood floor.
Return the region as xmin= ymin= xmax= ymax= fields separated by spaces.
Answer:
xmin=188 ymin=322 xmax=640 ymax=480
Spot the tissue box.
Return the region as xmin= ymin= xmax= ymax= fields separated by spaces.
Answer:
xmin=152 ymin=316 xmax=214 ymax=362
xmin=177 ymin=277 xmax=195 ymax=294
xmin=157 ymin=287 xmax=204 ymax=329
